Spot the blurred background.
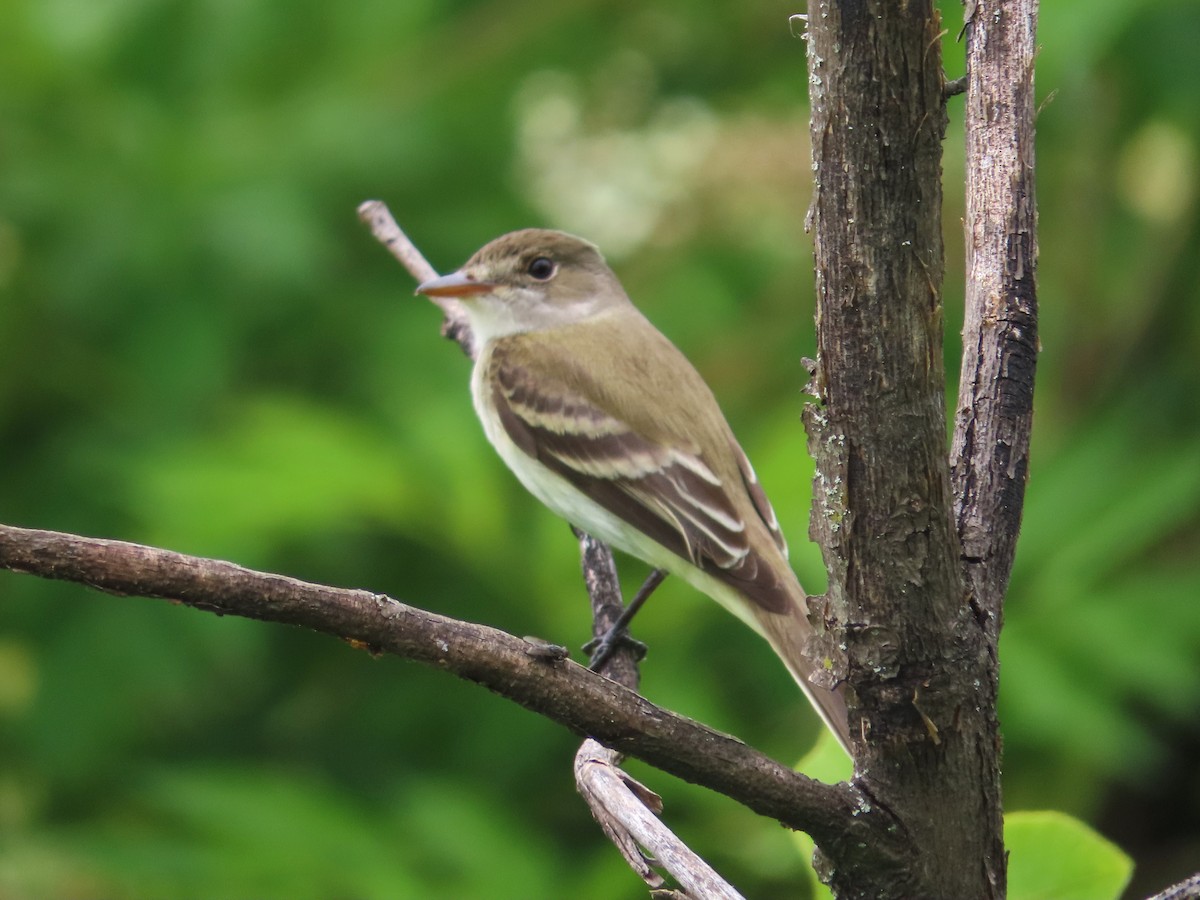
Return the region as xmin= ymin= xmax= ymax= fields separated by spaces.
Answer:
xmin=1 ymin=0 xmax=1197 ymax=897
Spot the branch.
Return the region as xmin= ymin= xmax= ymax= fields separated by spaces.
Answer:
xmin=572 ymin=529 xmax=744 ymax=898
xmin=949 ymin=0 xmax=1040 ymax=640
xmin=357 ymin=199 xmax=476 ymax=358
xmin=574 ymin=742 xmax=744 ymax=900
xmin=0 ymin=523 xmax=907 ymax=877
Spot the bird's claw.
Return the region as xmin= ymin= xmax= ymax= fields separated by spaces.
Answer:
xmin=584 ymin=628 xmax=648 ymax=671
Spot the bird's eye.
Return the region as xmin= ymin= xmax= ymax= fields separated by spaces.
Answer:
xmin=527 ymin=257 xmax=556 ymax=280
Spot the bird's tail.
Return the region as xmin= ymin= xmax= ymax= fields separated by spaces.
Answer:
xmin=755 ymin=601 xmax=853 ymax=757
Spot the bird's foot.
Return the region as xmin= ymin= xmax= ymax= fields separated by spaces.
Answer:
xmin=584 ymin=627 xmax=647 ymax=672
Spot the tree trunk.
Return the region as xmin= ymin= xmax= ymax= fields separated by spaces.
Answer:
xmin=804 ymin=1 xmax=1006 ymax=896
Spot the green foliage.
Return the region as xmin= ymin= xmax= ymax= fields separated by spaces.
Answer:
xmin=790 ymin=752 xmax=1136 ymax=900
xmin=1003 ymin=409 xmax=1200 ymax=781
xmin=1007 ymin=811 xmax=1134 ymax=900
xmin=1 ymin=0 xmax=1198 ymax=896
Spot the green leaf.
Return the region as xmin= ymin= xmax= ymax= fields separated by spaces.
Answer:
xmin=792 ymin=777 xmax=1132 ymax=900
xmin=1006 ymin=810 xmax=1133 ymax=900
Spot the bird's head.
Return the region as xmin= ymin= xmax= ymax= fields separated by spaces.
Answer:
xmin=416 ymin=229 xmax=628 ymax=342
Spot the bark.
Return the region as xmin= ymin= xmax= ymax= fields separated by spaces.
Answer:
xmin=951 ymin=0 xmax=1039 ymax=640
xmin=804 ymin=1 xmax=1010 ymax=896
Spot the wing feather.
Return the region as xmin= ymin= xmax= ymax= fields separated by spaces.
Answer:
xmin=489 ymin=344 xmax=790 ymax=613
xmin=733 ymin=443 xmax=788 ymax=557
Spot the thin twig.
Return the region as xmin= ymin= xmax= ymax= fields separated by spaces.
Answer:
xmin=356 ymin=200 xmax=439 ymax=284
xmin=356 ymin=199 xmax=475 ymax=358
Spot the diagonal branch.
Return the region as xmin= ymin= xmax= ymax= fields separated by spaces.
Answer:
xmin=357 ymin=199 xmax=476 ymax=358
xmin=0 ymin=522 xmax=907 ymax=878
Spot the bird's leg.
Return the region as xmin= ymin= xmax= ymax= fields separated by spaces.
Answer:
xmin=585 ymin=568 xmax=667 ymax=671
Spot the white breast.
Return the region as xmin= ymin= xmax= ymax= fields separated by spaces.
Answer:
xmin=468 ymin=347 xmax=764 ymax=636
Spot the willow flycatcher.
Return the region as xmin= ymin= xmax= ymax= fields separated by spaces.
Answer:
xmin=417 ymin=229 xmax=850 ymax=752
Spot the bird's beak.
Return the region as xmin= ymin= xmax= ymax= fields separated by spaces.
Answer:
xmin=415 ymin=271 xmax=497 ymax=298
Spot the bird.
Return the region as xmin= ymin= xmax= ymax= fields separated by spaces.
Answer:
xmin=416 ymin=228 xmax=850 ymax=753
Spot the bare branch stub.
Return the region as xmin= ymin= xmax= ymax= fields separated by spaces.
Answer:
xmin=356 ymin=200 xmax=476 ymax=358
xmin=356 ymin=200 xmax=439 ymax=285
xmin=576 ymin=738 xmax=747 ymax=900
